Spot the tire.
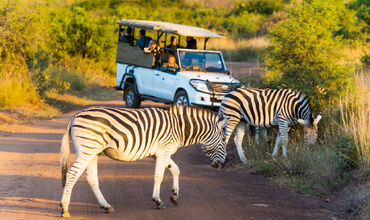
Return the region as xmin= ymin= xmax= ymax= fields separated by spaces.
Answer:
xmin=124 ymin=84 xmax=141 ymax=108
xmin=174 ymin=90 xmax=189 ymax=107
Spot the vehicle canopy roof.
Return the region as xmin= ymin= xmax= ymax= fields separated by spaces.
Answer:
xmin=117 ymin=19 xmax=223 ymax=38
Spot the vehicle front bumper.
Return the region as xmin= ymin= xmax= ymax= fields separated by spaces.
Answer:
xmin=190 ymin=92 xmax=226 ymax=107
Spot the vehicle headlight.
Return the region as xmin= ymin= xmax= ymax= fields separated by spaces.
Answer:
xmin=189 ymin=79 xmax=212 ymax=93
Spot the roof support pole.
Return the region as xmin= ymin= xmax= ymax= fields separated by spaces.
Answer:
xmin=204 ymin=37 xmax=209 ymax=50
xmin=164 ymin=33 xmax=167 ymax=47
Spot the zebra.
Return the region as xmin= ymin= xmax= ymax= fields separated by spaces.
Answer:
xmin=218 ymin=88 xmax=322 ymax=164
xmin=59 ymin=105 xmax=228 ymax=217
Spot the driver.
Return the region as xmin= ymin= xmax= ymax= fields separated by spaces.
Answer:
xmin=162 ymin=55 xmax=178 ymax=69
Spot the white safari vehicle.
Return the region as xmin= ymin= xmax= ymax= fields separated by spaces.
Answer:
xmin=115 ymin=19 xmax=239 ymax=108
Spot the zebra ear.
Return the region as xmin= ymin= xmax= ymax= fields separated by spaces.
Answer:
xmin=297 ymin=119 xmax=306 ymax=125
xmin=217 ymin=118 xmax=229 ymax=129
xmin=313 ymin=113 xmax=322 ymax=125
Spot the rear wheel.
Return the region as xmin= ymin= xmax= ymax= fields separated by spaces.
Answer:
xmin=174 ymin=90 xmax=189 ymax=107
xmin=124 ymin=84 xmax=141 ymax=108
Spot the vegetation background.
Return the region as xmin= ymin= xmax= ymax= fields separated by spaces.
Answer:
xmin=0 ymin=0 xmax=368 ymax=218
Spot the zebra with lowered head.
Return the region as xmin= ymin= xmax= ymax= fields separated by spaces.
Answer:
xmin=59 ymin=105 xmax=228 ymax=217
xmin=218 ymin=88 xmax=322 ymax=164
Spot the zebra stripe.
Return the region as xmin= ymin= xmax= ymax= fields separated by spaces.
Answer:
xmin=218 ymin=88 xmax=322 ymax=163
xmin=60 ymin=105 xmax=227 ymax=217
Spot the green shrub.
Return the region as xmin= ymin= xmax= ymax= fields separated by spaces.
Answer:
xmin=231 ymin=0 xmax=284 ymax=16
xmin=336 ymin=137 xmax=359 ymax=171
xmin=47 ymin=6 xmax=115 ymax=61
xmin=263 ymin=0 xmax=355 ymax=110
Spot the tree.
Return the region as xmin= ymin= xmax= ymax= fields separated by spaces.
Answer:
xmin=263 ymin=0 xmax=354 ymax=110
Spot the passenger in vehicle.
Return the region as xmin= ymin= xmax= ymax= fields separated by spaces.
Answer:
xmin=120 ymin=27 xmax=134 ymax=46
xmin=168 ymin=36 xmax=178 ymax=49
xmin=168 ymin=36 xmax=180 ymax=56
xmin=137 ymin=29 xmax=152 ymax=49
xmin=186 ymin=36 xmax=197 ymax=49
xmin=162 ymin=55 xmax=178 ymax=69
xmin=144 ymin=40 xmax=160 ymax=67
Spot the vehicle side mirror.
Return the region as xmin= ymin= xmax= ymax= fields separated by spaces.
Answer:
xmin=225 ymin=69 xmax=230 ymax=75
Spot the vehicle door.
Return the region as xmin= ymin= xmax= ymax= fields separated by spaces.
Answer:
xmin=153 ymin=69 xmax=177 ymax=101
xmin=135 ymin=67 xmax=154 ymax=95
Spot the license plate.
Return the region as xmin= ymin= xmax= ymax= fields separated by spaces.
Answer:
xmin=215 ymin=95 xmax=224 ymax=100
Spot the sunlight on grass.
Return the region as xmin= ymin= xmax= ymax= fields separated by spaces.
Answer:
xmin=207 ymin=37 xmax=269 ymax=62
xmin=0 ymin=65 xmax=40 ymax=108
xmin=207 ymin=37 xmax=269 ymax=50
xmin=340 ymin=70 xmax=370 ymax=168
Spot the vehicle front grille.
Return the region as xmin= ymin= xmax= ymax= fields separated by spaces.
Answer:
xmin=209 ymin=83 xmax=238 ymax=94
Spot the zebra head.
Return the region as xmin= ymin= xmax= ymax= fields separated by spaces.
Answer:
xmin=170 ymin=104 xmax=229 ymax=169
xmin=298 ymin=113 xmax=322 ymax=145
xmin=201 ymin=116 xmax=229 ymax=169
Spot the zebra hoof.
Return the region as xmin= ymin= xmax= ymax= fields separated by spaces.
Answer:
xmin=60 ymin=209 xmax=70 ymax=218
xmin=103 ymin=206 xmax=115 ymax=213
xmin=156 ymin=202 xmax=167 ymax=210
xmin=170 ymin=195 xmax=178 ymax=206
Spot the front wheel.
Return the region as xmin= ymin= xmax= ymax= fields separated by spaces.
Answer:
xmin=174 ymin=90 xmax=189 ymax=107
xmin=124 ymin=85 xmax=141 ymax=108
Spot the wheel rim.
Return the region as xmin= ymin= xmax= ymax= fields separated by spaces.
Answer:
xmin=176 ymin=95 xmax=188 ymax=107
xmin=126 ymin=90 xmax=135 ymax=106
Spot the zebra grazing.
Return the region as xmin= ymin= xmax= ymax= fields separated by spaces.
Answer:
xmin=218 ymin=88 xmax=322 ymax=164
xmin=60 ymin=105 xmax=228 ymax=217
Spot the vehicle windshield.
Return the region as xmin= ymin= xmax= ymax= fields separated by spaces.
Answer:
xmin=178 ymin=50 xmax=225 ymax=73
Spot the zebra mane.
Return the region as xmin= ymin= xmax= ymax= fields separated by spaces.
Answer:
xmin=292 ymin=90 xmax=314 ymax=123
xmin=169 ymin=105 xmax=218 ymax=121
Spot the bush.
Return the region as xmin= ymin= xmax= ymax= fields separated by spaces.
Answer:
xmin=263 ymin=0 xmax=355 ymax=110
xmin=0 ymin=62 xmax=40 ymax=108
xmin=47 ymin=6 xmax=115 ymax=61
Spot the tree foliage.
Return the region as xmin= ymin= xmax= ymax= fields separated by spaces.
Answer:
xmin=0 ymin=0 xmax=367 ymax=109
xmin=263 ymin=0 xmax=355 ymax=109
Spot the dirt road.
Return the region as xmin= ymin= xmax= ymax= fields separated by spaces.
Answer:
xmin=0 ymin=98 xmax=337 ymax=220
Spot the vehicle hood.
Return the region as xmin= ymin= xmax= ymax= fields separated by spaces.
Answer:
xmin=178 ymin=71 xmax=239 ymax=83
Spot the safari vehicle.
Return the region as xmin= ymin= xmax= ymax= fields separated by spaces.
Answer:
xmin=115 ymin=19 xmax=240 ymax=108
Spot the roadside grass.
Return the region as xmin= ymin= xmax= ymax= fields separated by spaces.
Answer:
xmin=235 ymin=69 xmax=369 ymax=217
xmin=0 ymin=57 xmax=118 ymax=124
xmin=207 ymin=37 xmax=269 ymax=62
xmin=342 ymin=179 xmax=370 ymax=219
xmin=0 ymin=63 xmax=41 ymax=109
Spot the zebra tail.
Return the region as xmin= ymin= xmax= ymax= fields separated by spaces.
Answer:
xmin=60 ymin=118 xmax=72 ymax=187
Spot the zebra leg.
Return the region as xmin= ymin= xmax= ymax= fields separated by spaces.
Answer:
xmin=272 ymin=133 xmax=281 ymax=157
xmin=254 ymin=127 xmax=260 ymax=145
xmin=234 ymin=122 xmax=248 ymax=164
xmin=60 ymin=155 xmax=96 ymax=217
xmin=167 ymin=159 xmax=180 ymax=205
xmin=86 ymin=156 xmax=114 ymax=213
xmin=254 ymin=127 xmax=267 ymax=145
xmin=281 ymin=128 xmax=290 ymax=158
xmin=152 ymin=156 xmax=170 ymax=209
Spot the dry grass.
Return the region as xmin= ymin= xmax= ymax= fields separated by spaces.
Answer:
xmin=0 ymin=103 xmax=59 ymax=124
xmin=340 ymin=70 xmax=370 ymax=168
xmin=185 ymin=0 xmax=234 ymax=9
xmin=343 ymin=45 xmax=370 ymax=65
xmin=206 ymin=37 xmax=269 ymax=62
xmin=234 ymin=68 xmax=369 ymax=218
xmin=342 ymin=180 xmax=370 ymax=219
xmin=0 ymin=64 xmax=40 ymax=108
xmin=0 ymin=56 xmax=117 ymax=124
xmin=207 ymin=36 xmax=269 ymax=50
